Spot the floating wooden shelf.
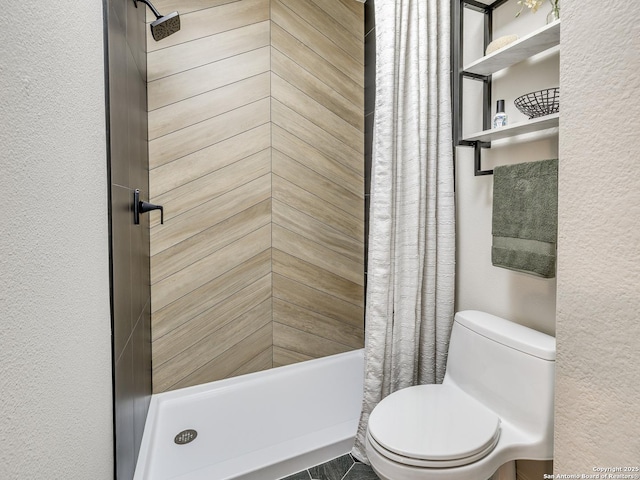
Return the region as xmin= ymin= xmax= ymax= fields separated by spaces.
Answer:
xmin=464 ymin=113 xmax=559 ymax=142
xmin=464 ymin=20 xmax=560 ymax=76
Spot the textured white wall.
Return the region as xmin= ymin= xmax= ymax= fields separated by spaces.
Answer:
xmin=555 ymin=0 xmax=640 ymax=470
xmin=0 ymin=2 xmax=113 ymax=479
xmin=456 ymin=2 xmax=558 ymax=336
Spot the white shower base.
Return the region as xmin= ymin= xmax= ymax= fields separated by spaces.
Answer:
xmin=133 ymin=349 xmax=365 ymax=480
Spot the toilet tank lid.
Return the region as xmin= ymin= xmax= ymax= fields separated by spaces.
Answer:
xmin=454 ymin=310 xmax=556 ymax=361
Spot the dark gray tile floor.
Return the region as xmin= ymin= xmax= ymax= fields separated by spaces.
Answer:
xmin=280 ymin=454 xmax=380 ymax=480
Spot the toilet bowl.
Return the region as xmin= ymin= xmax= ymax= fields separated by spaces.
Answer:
xmin=365 ymin=310 xmax=555 ymax=480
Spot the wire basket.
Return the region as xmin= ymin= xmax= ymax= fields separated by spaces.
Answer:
xmin=514 ymin=87 xmax=560 ymax=119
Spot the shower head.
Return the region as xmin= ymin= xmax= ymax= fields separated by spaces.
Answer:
xmin=150 ymin=11 xmax=180 ymax=41
xmin=133 ymin=0 xmax=181 ymax=42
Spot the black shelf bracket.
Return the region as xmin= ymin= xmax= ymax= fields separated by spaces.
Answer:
xmin=473 ymin=142 xmax=494 ymax=176
xmin=452 ymin=0 xmax=510 ymax=177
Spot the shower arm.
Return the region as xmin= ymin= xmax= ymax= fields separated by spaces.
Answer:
xmin=133 ymin=0 xmax=162 ymax=20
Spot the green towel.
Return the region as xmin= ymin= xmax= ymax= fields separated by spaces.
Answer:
xmin=492 ymin=159 xmax=558 ymax=278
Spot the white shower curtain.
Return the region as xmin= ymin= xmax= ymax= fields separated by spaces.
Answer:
xmin=352 ymin=0 xmax=456 ymax=462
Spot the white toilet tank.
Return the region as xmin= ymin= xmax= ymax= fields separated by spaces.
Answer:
xmin=444 ymin=311 xmax=556 ymax=447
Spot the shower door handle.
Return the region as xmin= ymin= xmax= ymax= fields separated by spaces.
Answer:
xmin=134 ymin=189 xmax=164 ymax=225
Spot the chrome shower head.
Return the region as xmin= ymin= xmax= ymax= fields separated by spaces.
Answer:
xmin=133 ymin=0 xmax=181 ymax=42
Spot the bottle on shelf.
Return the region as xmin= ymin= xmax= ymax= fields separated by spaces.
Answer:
xmin=493 ymin=99 xmax=508 ymax=128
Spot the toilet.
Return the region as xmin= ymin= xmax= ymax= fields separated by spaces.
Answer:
xmin=365 ymin=310 xmax=555 ymax=480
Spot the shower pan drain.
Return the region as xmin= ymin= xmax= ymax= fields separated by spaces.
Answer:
xmin=174 ymin=429 xmax=198 ymax=445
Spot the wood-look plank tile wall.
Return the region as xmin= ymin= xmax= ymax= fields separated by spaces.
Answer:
xmin=271 ymin=0 xmax=364 ymax=366
xmin=147 ymin=0 xmax=364 ymax=392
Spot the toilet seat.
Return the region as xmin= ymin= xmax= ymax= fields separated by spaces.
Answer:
xmin=367 ymin=385 xmax=501 ymax=468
